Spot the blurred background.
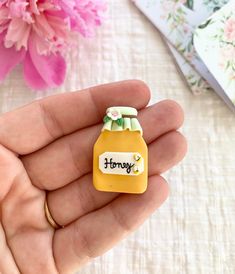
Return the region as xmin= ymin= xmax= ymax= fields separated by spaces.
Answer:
xmin=0 ymin=1 xmax=234 ymax=274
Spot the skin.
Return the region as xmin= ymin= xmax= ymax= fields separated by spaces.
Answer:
xmin=0 ymin=80 xmax=187 ymax=274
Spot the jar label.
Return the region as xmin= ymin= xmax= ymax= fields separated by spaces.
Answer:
xmin=99 ymin=152 xmax=144 ymax=176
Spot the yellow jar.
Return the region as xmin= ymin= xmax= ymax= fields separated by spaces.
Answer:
xmin=93 ymin=106 xmax=148 ymax=194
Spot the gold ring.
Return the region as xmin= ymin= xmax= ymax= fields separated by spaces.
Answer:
xmin=44 ymin=197 xmax=62 ymax=229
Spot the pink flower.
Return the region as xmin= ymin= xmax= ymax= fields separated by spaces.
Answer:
xmin=219 ymin=45 xmax=235 ymax=69
xmin=224 ymin=18 xmax=235 ymax=42
xmin=106 ymin=108 xmax=122 ymax=121
xmin=0 ymin=0 xmax=107 ymax=90
xmin=161 ymin=0 xmax=186 ymax=14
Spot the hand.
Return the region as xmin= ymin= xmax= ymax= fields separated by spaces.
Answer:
xmin=0 ymin=80 xmax=187 ymax=274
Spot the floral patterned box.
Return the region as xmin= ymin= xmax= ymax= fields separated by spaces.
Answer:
xmin=194 ymin=0 xmax=235 ymax=108
xmin=167 ymin=42 xmax=212 ymax=95
xmin=133 ymin=0 xmax=235 ymax=109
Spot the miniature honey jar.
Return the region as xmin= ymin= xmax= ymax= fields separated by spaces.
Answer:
xmin=93 ymin=106 xmax=148 ymax=194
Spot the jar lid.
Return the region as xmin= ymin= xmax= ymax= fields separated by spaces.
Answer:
xmin=102 ymin=106 xmax=142 ymax=135
xmin=107 ymin=106 xmax=137 ymax=117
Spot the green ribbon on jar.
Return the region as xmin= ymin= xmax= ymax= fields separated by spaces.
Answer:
xmin=102 ymin=106 xmax=143 ymax=135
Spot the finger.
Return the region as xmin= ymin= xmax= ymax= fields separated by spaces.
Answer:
xmin=0 ymin=80 xmax=150 ymax=155
xmin=22 ymin=100 xmax=184 ymax=190
xmin=148 ymin=131 xmax=187 ymax=174
xmin=140 ymin=99 xmax=184 ymax=143
xmin=47 ymin=174 xmax=118 ymax=226
xmin=53 ymin=175 xmax=169 ymax=273
xmin=0 ymin=224 xmax=20 ymax=274
xmin=47 ymin=131 xmax=187 ymax=226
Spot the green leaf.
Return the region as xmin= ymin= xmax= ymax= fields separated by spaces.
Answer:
xmin=198 ymin=19 xmax=213 ymax=29
xmin=103 ymin=115 xmax=111 ymax=123
xmin=213 ymin=6 xmax=220 ymax=12
xmin=184 ymin=0 xmax=194 ymax=10
xmin=116 ymin=118 xmax=124 ymax=127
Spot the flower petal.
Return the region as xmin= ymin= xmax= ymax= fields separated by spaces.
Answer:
xmin=23 ymin=52 xmax=48 ymax=90
xmin=28 ymin=36 xmax=66 ymax=88
xmin=0 ymin=32 xmax=25 ymax=81
xmin=5 ymin=18 xmax=31 ymax=50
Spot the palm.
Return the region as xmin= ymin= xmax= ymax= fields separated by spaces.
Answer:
xmin=0 ymin=151 xmax=54 ymax=273
xmin=0 ymin=81 xmax=186 ymax=274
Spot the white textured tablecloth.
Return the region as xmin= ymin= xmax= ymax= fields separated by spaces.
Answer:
xmin=0 ymin=1 xmax=235 ymax=274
